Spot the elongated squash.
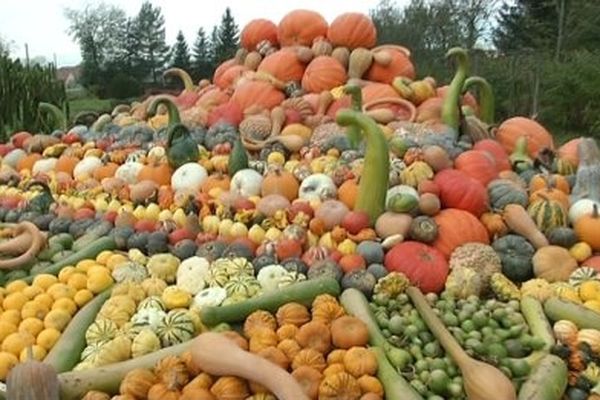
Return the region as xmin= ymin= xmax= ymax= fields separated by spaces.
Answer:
xmin=517 ymin=354 xmax=567 ymax=400
xmin=520 ymin=296 xmax=554 ymax=351
xmin=544 ymin=297 xmax=600 ymax=330
xmin=201 ymin=278 xmax=340 ymax=326
xmin=44 ymin=288 xmax=113 ymax=373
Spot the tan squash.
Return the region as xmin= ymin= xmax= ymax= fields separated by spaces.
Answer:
xmin=532 ymin=246 xmax=578 ymax=282
xmin=244 ymin=310 xmax=278 ymax=338
xmin=502 ymin=204 xmax=549 ymax=249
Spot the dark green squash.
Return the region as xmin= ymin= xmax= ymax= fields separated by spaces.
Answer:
xmin=341 ymin=270 xmax=376 ymax=297
xmin=228 ymin=136 xmax=249 ymax=176
xmin=546 ymin=227 xmax=579 ymax=248
xmin=25 ymin=181 xmax=54 ymax=214
xmin=487 ymin=179 xmax=528 ymax=210
xmin=492 ymin=234 xmax=535 ymax=283
xmin=408 ymin=216 xmax=439 ymax=243
xmin=148 ymin=96 xmax=199 ymax=169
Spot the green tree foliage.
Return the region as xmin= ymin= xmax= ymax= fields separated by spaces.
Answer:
xmin=192 ymin=28 xmax=213 ymax=80
xmin=171 ymin=30 xmax=192 ymax=71
xmin=133 ymin=1 xmax=170 ymax=83
xmin=213 ymin=7 xmax=239 ymax=64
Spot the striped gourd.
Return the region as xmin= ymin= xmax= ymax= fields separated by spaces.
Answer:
xmin=569 ymin=267 xmax=600 ymax=287
xmin=527 ymin=197 xmax=567 ymax=233
xmin=131 ymin=329 xmax=161 ymax=358
xmin=137 ymin=296 xmax=166 ymax=312
xmin=131 ymin=309 xmax=167 ymax=331
xmin=156 ymin=309 xmax=196 ymax=347
xmin=224 ymin=275 xmax=261 ymax=298
xmin=85 ymin=319 xmax=119 ymax=345
xmin=81 ymin=341 xmax=107 ymax=363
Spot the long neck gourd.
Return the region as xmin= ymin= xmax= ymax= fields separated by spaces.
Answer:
xmin=441 ymin=47 xmax=470 ymax=139
xmin=343 ymin=84 xmax=364 ymax=149
xmin=336 ymin=110 xmax=389 ymax=224
xmin=38 ymin=102 xmax=67 ymax=132
xmin=463 ymin=76 xmax=495 ymax=124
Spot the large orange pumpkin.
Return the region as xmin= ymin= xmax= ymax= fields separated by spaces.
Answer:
xmin=261 ymin=167 xmax=300 ymax=201
xmin=213 ymin=59 xmax=237 ymax=88
xmin=55 ymin=155 xmax=80 ymax=176
xmin=241 ymin=19 xmax=279 ymax=51
xmin=201 ymin=173 xmax=231 ymax=194
xmin=361 ymin=83 xmax=402 ymax=112
xmin=454 ymin=150 xmax=498 ymax=187
xmin=558 ymin=137 xmax=581 ymax=166
xmin=327 ymin=13 xmax=377 ymax=49
xmin=93 ymin=162 xmax=119 ymax=181
xmin=258 ymin=49 xmax=306 ymax=82
xmin=231 ymin=80 xmax=285 ymax=111
xmin=495 ymin=117 xmax=555 ymax=157
xmin=215 ymin=65 xmax=247 ymax=90
xmin=366 ymin=49 xmax=415 ymax=83
xmin=16 ymin=153 xmax=42 ymax=172
xmin=137 ymin=162 xmax=172 ymax=186
xmin=432 ymin=208 xmax=489 ymax=258
xmin=301 ymin=56 xmax=347 ymax=93
xmin=277 ymin=10 xmax=328 ymax=47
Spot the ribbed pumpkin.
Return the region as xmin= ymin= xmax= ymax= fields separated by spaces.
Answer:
xmin=527 ymin=196 xmax=568 ymax=233
xmin=432 ymin=208 xmax=490 ymax=258
xmin=495 ymin=117 xmax=555 ymax=157
xmin=260 ymin=166 xmax=299 ymax=201
xmin=302 ymin=56 xmax=347 ymax=93
xmin=366 ymin=49 xmax=416 ymax=83
xmin=473 ymin=139 xmax=511 ymax=172
xmin=156 ymin=310 xmax=195 ymax=347
xmin=529 ymin=173 xmax=570 ymax=194
xmin=454 ymin=150 xmax=498 ymax=186
xmin=231 ymin=81 xmax=285 ymax=112
xmin=529 ymin=187 xmax=570 ymax=211
xmin=241 ymin=19 xmax=279 ymax=51
xmin=433 ymin=169 xmax=489 ymax=217
xmin=277 ymin=10 xmax=328 ymax=47
xmin=326 ymin=13 xmax=377 ymax=49
xmin=257 ymin=49 xmax=306 ymax=82
xmin=137 ymin=161 xmax=172 ymax=186
xmin=487 ymin=179 xmax=528 ymax=209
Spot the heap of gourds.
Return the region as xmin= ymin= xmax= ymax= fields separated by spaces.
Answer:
xmin=1 ymin=7 xmax=600 ymax=400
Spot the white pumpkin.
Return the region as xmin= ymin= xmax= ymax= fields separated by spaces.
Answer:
xmin=73 ymin=156 xmax=103 ymax=180
xmin=148 ymin=146 xmax=167 ymax=162
xmin=3 ymin=148 xmax=26 ymax=169
xmin=115 ymin=161 xmax=144 ymax=184
xmin=569 ymin=199 xmax=600 ymax=224
xmin=171 ymin=163 xmax=207 ymax=194
xmin=32 ymin=158 xmax=58 ymax=175
xmin=230 ymin=168 xmax=263 ymax=197
xmin=298 ymin=173 xmax=336 ymax=201
xmin=386 ymin=184 xmax=419 ymax=205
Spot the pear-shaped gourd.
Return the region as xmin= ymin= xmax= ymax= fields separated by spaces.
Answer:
xmin=7 ymin=347 xmax=60 ymax=400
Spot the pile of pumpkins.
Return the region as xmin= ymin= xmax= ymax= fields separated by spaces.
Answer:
xmin=0 ymin=7 xmax=600 ymax=399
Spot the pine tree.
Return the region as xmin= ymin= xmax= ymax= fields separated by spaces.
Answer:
xmin=192 ymin=28 xmax=213 ymax=80
xmin=133 ymin=1 xmax=170 ymax=83
xmin=209 ymin=26 xmax=219 ymax=65
xmin=171 ymin=30 xmax=191 ymax=71
xmin=214 ymin=7 xmax=239 ymax=64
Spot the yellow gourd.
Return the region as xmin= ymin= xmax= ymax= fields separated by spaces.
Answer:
xmin=131 ymin=329 xmax=161 ymax=358
xmin=94 ymin=336 xmax=132 ymax=366
xmin=43 ymin=309 xmax=72 ymax=331
xmin=87 ymin=271 xmax=114 ymax=294
xmin=161 ymin=286 xmax=192 ymax=309
xmin=0 ymin=351 xmax=18 ymax=380
xmin=36 ymin=328 xmax=61 ymax=350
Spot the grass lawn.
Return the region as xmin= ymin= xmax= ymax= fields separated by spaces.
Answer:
xmin=67 ymin=98 xmax=114 ymax=119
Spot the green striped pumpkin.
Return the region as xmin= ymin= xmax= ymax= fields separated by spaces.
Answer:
xmin=131 ymin=309 xmax=167 ymax=331
xmin=81 ymin=341 xmax=107 ymax=363
xmin=224 ymin=275 xmax=261 ymax=298
xmin=137 ymin=296 xmax=166 ymax=312
xmin=569 ymin=267 xmax=600 ymax=287
xmin=527 ymin=197 xmax=567 ymax=233
xmin=156 ymin=310 xmax=196 ymax=347
xmin=85 ymin=319 xmax=119 ymax=345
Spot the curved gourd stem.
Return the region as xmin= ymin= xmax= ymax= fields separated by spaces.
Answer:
xmin=463 ymin=76 xmax=495 ymax=124
xmin=38 ymin=102 xmax=67 ymax=131
xmin=148 ymin=95 xmax=182 ymax=125
xmin=343 ymin=85 xmax=363 ymax=149
xmin=336 ymin=110 xmax=389 ymax=224
xmin=91 ymin=114 xmax=112 ymax=132
xmin=441 ymin=47 xmax=470 ymax=138
xmin=163 ymin=68 xmax=196 ymax=91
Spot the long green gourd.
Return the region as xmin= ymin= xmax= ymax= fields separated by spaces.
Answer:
xmin=38 ymin=102 xmax=67 ymax=132
xmin=343 ymin=84 xmax=363 ymax=149
xmin=336 ymin=110 xmax=390 ymax=224
xmin=441 ymin=47 xmax=470 ymax=138
xmin=463 ymin=76 xmax=495 ymax=124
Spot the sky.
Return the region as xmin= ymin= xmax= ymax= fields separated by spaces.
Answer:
xmin=0 ymin=0 xmax=397 ymax=67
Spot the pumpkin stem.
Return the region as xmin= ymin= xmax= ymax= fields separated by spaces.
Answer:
xmin=593 ymin=204 xmax=599 ymax=219
xmin=38 ymin=102 xmax=67 ymax=132
xmin=336 ymin=110 xmax=389 ymax=224
xmin=441 ymin=47 xmax=470 ymax=138
xmin=163 ymin=67 xmax=196 ymax=91
xmin=462 ymin=76 xmax=494 ymax=124
xmin=509 ymin=136 xmax=534 ymax=172
xmin=343 ymin=85 xmax=363 ymax=149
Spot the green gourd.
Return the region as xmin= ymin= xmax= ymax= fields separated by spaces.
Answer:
xmin=228 ymin=136 xmax=249 ymax=176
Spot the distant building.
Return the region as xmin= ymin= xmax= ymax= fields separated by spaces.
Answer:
xmin=56 ymin=65 xmax=82 ymax=88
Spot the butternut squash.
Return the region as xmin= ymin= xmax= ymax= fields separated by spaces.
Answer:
xmin=502 ymin=204 xmax=549 ymax=249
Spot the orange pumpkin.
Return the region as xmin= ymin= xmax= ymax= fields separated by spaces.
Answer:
xmin=366 ymin=49 xmax=415 ymax=83
xmin=454 ymin=150 xmax=498 ymax=187
xmin=213 ymin=59 xmax=237 ymax=89
xmin=327 ymin=13 xmax=377 ymax=49
xmin=55 ymin=155 xmax=80 ymax=176
xmin=258 ymin=49 xmax=306 ymax=83
xmin=201 ymin=173 xmax=231 ymax=194
xmin=529 ymin=188 xmax=570 ymax=211
xmin=16 ymin=153 xmax=42 ymax=172
xmin=261 ymin=166 xmax=299 ymax=201
xmin=158 ymin=185 xmax=174 ymax=209
xmin=558 ymin=137 xmax=581 ymax=166
xmin=231 ymin=81 xmax=285 ymax=112
xmin=277 ymin=10 xmax=328 ymax=47
xmin=338 ymin=179 xmax=359 ymax=209
xmin=137 ymin=162 xmax=172 ymax=186
xmin=93 ymin=162 xmax=119 ymax=181
xmin=575 ymin=204 xmax=600 ymax=251
xmin=495 ymin=117 xmax=555 ymax=157
xmin=216 ymin=65 xmax=247 ymax=90
xmin=301 ymin=56 xmax=347 ymax=93
xmin=529 ymin=173 xmax=570 ymax=194
xmin=241 ymin=19 xmax=279 ymax=51
xmin=480 ymin=212 xmax=508 ymax=239
xmin=416 ymin=97 xmax=443 ymax=122
xmin=432 ymin=208 xmax=489 ymax=258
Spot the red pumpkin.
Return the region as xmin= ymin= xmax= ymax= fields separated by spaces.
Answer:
xmin=258 ymin=49 xmax=306 ymax=83
xmin=207 ymin=101 xmax=243 ymax=127
xmin=215 ymin=65 xmax=247 ymax=89
xmin=277 ymin=9 xmax=328 ymax=47
xmin=495 ymin=117 xmax=555 ymax=157
xmin=169 ymin=228 xmax=196 ymax=245
xmin=558 ymin=138 xmax=581 ymax=166
xmin=432 ymin=208 xmax=489 ymax=259
xmin=433 ymin=169 xmax=489 ymax=217
xmin=583 ymin=255 xmax=600 ymax=272
xmin=327 ymin=13 xmax=377 ymax=49
xmin=0 ymin=144 xmax=13 ymax=157
xmin=231 ymin=81 xmax=285 ymax=112
xmin=384 ymin=241 xmax=449 ymax=293
xmin=366 ymin=49 xmax=415 ymax=84
xmin=473 ymin=139 xmax=511 ymax=172
xmin=241 ymin=19 xmax=279 ymax=51
xmin=11 ymin=132 xmax=32 ymax=149
xmin=301 ymin=56 xmax=347 ymax=93
xmin=454 ymin=150 xmax=498 ymax=187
